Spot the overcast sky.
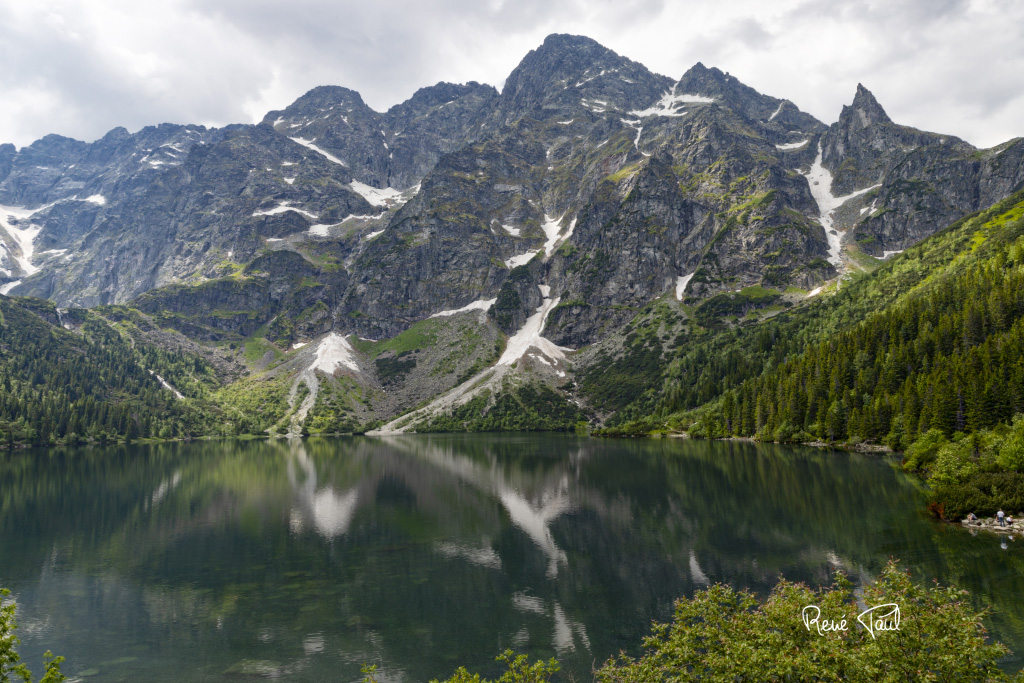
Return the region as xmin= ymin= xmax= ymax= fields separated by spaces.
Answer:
xmin=1 ymin=0 xmax=1022 ymax=149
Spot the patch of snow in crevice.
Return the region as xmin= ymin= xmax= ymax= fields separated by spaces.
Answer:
xmin=0 ymin=204 xmax=45 ymax=276
xmin=806 ymin=285 xmax=824 ymax=298
xmin=85 ymin=194 xmax=106 ymax=205
xmin=799 ymin=143 xmax=882 ymax=268
xmin=541 ymin=214 xmax=575 ymax=257
xmin=364 ymin=229 xmax=385 ymax=240
xmin=498 ymin=288 xmax=572 ymax=366
xmin=292 ymin=341 xmax=308 ymax=350
xmin=283 ymin=177 xmax=296 ymax=185
xmin=775 ymin=139 xmax=809 ymax=150
xmin=290 ymin=137 xmax=347 ymax=166
xmin=675 ymin=273 xmax=695 ymax=300
xmin=768 ymin=101 xmax=785 ymax=121
xmin=621 ymin=119 xmax=647 ymax=154
xmin=557 ymin=119 xmax=574 ymax=125
xmin=505 ymin=250 xmax=540 ymax=268
xmin=253 ymin=202 xmax=318 ymax=220
xmin=575 ymin=69 xmax=607 ymax=87
xmin=266 ymin=238 xmax=284 ymax=243
xmin=882 ymin=250 xmax=904 ymax=259
xmin=498 ymin=222 xmax=521 ymax=237
xmin=430 ymin=298 xmax=496 ymax=318
xmin=630 ymin=84 xmax=710 ymax=118
xmin=311 ymin=332 xmax=359 ymax=375
xmin=307 ymin=224 xmax=335 ymax=236
xmin=0 ymin=281 xmax=22 ymax=295
xmin=349 ymin=180 xmax=404 ymax=207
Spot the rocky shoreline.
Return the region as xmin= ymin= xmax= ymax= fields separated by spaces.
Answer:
xmin=961 ymin=516 xmax=1024 ymax=534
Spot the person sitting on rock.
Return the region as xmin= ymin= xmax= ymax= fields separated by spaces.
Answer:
xmin=997 ymin=509 xmax=1006 ymax=527
xmin=967 ymin=512 xmax=978 ymax=523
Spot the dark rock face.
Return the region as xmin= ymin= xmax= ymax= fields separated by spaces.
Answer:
xmin=1 ymin=34 xmax=1022 ymax=352
xmin=818 ymin=85 xmax=1024 ymax=255
xmin=495 ymin=34 xmax=672 ymax=120
xmin=262 ymin=81 xmax=498 ymax=190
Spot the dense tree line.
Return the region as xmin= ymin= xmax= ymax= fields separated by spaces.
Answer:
xmin=606 ymin=191 xmax=1024 ymax=433
xmin=0 ymin=298 xmax=221 ymax=447
xmin=707 ymin=254 xmax=1024 ymax=446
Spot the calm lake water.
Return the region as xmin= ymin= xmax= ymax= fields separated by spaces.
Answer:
xmin=1 ymin=435 xmax=1022 ymax=682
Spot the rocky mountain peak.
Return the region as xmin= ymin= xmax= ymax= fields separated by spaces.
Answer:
xmin=497 ymin=33 xmax=649 ymax=115
xmin=390 ymin=81 xmax=497 ymax=113
xmin=675 ymin=62 xmax=814 ymax=126
xmin=840 ymin=84 xmax=892 ymax=131
xmin=261 ymin=85 xmax=373 ymax=128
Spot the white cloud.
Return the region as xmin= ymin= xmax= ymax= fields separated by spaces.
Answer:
xmin=0 ymin=0 xmax=1021 ymax=149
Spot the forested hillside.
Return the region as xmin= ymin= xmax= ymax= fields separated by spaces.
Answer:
xmin=599 ymin=189 xmax=1024 ymax=439
xmin=0 ymin=298 xmax=225 ymax=446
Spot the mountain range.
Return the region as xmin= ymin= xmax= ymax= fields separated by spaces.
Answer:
xmin=1 ymin=33 xmax=1022 ymax=438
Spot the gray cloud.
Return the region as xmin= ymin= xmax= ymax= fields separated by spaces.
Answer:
xmin=0 ymin=0 xmax=1021 ymax=149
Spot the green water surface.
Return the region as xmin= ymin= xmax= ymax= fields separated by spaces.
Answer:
xmin=1 ymin=435 xmax=1021 ymax=682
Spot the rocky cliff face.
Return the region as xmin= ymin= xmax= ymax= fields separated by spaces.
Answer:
xmin=2 ymin=33 xmax=1022 ymax=354
xmin=816 ymin=84 xmax=1024 ymax=255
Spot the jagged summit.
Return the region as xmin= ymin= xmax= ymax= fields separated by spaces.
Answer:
xmin=497 ymin=33 xmax=668 ymax=116
xmin=840 ymin=83 xmax=892 ymax=130
xmin=388 ymin=81 xmax=497 ymax=114
xmin=675 ymin=62 xmax=821 ymax=128
xmin=262 ymin=85 xmax=371 ymax=125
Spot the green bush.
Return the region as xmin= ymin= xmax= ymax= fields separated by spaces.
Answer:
xmin=595 ymin=561 xmax=1016 ymax=682
xmin=1 ymin=588 xmax=65 ymax=683
xmin=902 ymin=428 xmax=949 ymax=472
xmin=930 ymin=472 xmax=1024 ymax=520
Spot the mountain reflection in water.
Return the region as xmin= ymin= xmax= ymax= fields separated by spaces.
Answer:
xmin=1 ymin=434 xmax=1021 ymax=682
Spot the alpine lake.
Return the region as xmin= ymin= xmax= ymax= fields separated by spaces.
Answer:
xmin=1 ymin=435 xmax=1022 ymax=682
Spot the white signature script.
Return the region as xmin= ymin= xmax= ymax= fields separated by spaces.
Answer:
xmin=802 ymin=604 xmax=901 ymax=639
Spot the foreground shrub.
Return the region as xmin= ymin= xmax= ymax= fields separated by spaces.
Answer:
xmin=1 ymin=588 xmax=65 ymax=683
xmin=595 ymin=561 xmax=1017 ymax=683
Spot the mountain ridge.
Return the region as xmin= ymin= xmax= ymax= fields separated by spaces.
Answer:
xmin=1 ymin=33 xmax=1023 ymax=438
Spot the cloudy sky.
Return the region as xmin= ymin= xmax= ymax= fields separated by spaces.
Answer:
xmin=1 ymin=0 xmax=1021 ymax=149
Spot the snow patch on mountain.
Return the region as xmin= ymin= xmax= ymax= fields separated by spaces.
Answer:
xmin=775 ymin=139 xmax=809 ymax=150
xmin=498 ymin=287 xmax=571 ymax=365
xmin=542 ymin=214 xmax=576 ymax=257
xmin=429 ymin=298 xmax=496 ymax=318
xmin=631 ymin=85 xmax=711 ymax=118
xmin=0 ymin=204 xmax=45 ymax=277
xmin=799 ymin=143 xmax=882 ymax=268
xmin=506 ymin=250 xmax=540 ymax=268
xmin=676 ymin=273 xmax=695 ymax=300
xmin=311 ymin=333 xmax=359 ymax=374
xmin=253 ymin=202 xmax=318 ymax=220
xmin=349 ymin=180 xmax=404 ymax=207
xmin=290 ymin=137 xmax=347 ymax=166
